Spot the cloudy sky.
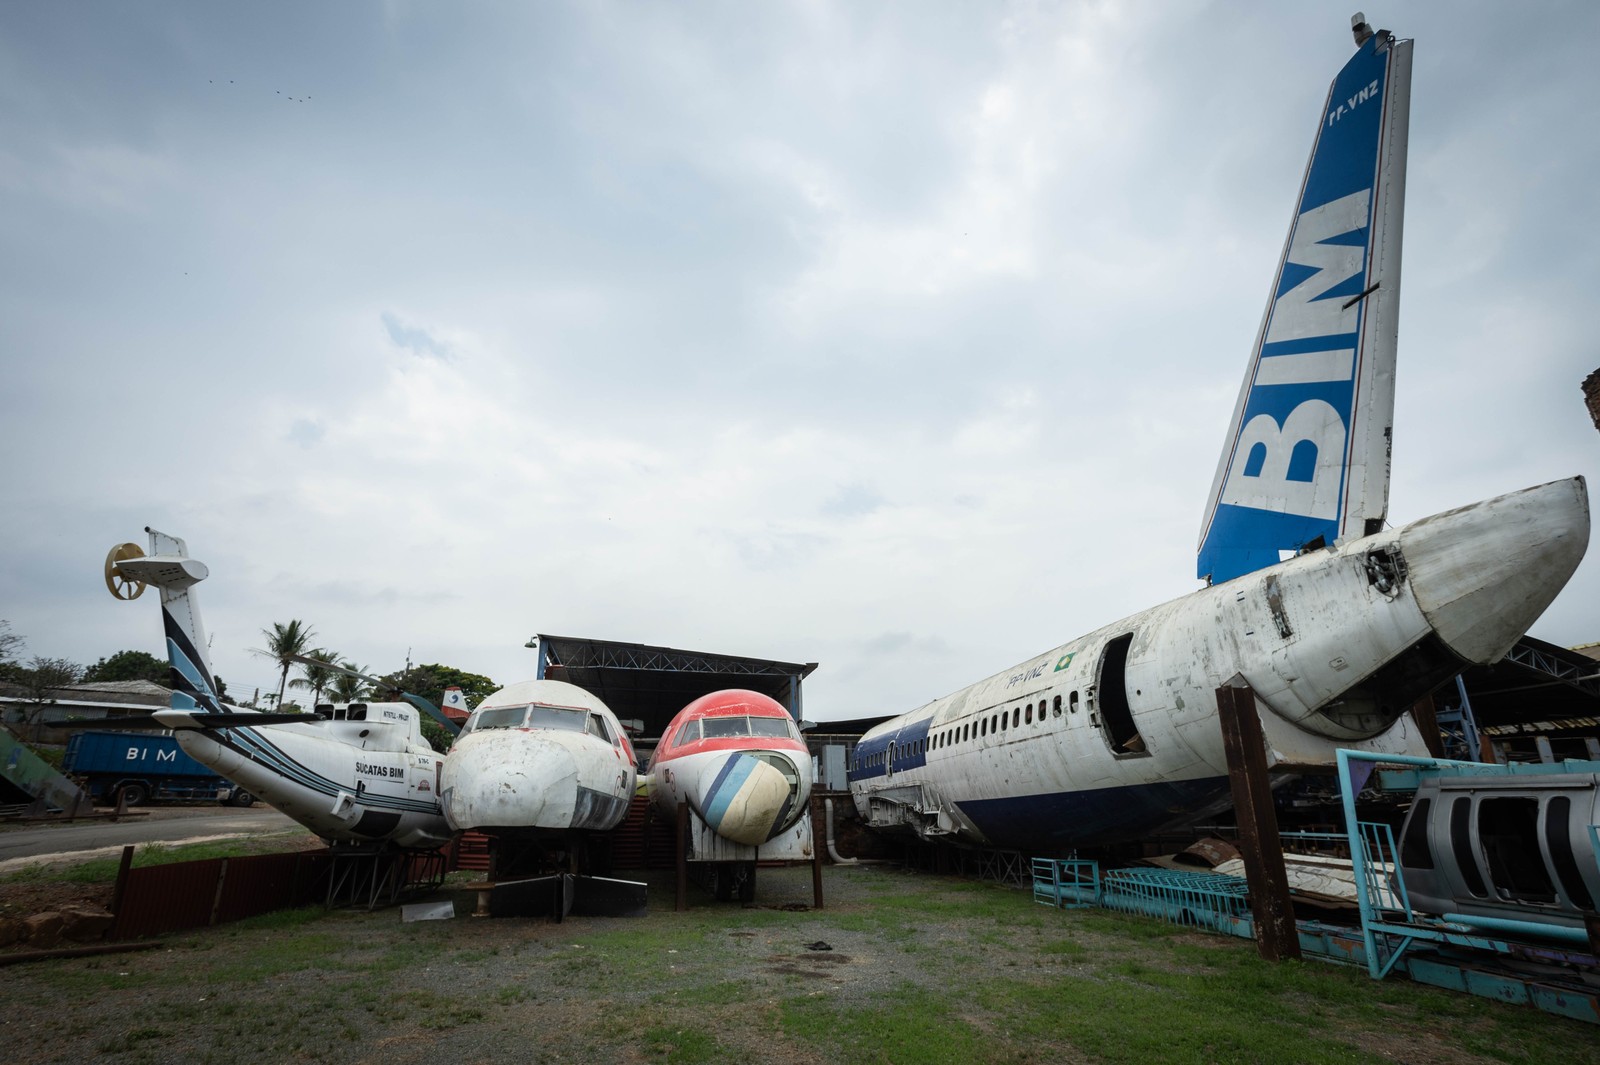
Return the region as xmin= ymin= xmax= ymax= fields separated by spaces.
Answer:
xmin=2 ymin=2 xmax=1596 ymax=720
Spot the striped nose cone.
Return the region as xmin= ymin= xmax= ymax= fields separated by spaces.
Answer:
xmin=697 ymin=752 xmax=800 ymax=846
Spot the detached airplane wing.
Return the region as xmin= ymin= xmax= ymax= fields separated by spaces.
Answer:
xmin=1198 ymin=21 xmax=1411 ymax=584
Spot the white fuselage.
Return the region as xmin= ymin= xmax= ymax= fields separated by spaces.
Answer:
xmin=849 ymin=479 xmax=1590 ymax=852
xmin=441 ymin=679 xmax=637 ymax=835
xmin=166 ymin=702 xmax=452 ymax=850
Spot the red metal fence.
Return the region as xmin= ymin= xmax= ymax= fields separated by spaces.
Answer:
xmin=112 ymin=851 xmax=330 ymax=939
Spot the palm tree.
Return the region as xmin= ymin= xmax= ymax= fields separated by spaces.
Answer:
xmin=288 ymin=648 xmax=341 ymax=707
xmin=251 ymin=620 xmax=315 ymax=712
xmin=329 ymin=662 xmax=371 ymax=703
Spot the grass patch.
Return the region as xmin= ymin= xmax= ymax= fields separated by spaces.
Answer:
xmin=783 ymin=983 xmax=986 ymax=1065
xmin=2 ymin=835 xmax=312 ymax=885
xmin=641 ymin=1024 xmax=723 ymax=1063
xmin=6 ymin=863 xmax=1599 ymax=1065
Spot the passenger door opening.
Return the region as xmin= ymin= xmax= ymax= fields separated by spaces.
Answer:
xmin=1095 ymin=633 xmax=1147 ymax=756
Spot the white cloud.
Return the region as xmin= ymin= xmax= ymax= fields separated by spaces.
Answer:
xmin=1 ymin=2 xmax=1596 ymax=722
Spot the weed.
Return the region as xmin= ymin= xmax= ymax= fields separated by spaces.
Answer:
xmin=641 ymin=1024 xmax=722 ymax=1063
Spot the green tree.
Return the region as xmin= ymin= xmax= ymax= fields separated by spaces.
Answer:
xmin=329 ymin=662 xmax=371 ymax=703
xmin=379 ymin=663 xmax=498 ymax=709
xmin=82 ymin=649 xmax=168 ymax=685
xmin=251 ymin=619 xmax=316 ymax=713
xmin=420 ymin=717 xmax=453 ymax=754
xmin=288 ymin=648 xmax=341 ymax=707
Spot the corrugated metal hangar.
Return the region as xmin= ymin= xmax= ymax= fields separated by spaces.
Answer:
xmin=528 ymin=633 xmax=818 ymax=739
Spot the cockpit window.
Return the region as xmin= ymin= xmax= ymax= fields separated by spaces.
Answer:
xmin=472 ymin=706 xmax=528 ymax=730
xmin=748 ymin=717 xmax=796 ymax=739
xmin=527 ymin=705 xmax=587 ymax=732
xmin=587 ymin=714 xmax=614 ymax=743
xmin=697 ymin=715 xmax=799 ymax=740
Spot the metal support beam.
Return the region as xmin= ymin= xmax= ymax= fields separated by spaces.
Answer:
xmin=675 ymin=800 xmax=689 ymax=913
xmin=1216 ymin=676 xmax=1301 ymax=961
xmin=811 ymin=807 xmax=825 ymax=910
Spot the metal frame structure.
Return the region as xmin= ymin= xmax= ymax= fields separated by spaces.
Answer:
xmin=1336 ymin=749 xmax=1599 ymax=986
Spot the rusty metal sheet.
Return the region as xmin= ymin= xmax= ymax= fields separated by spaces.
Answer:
xmin=214 ymin=852 xmax=327 ymax=924
xmin=112 ymin=859 xmax=225 ymax=939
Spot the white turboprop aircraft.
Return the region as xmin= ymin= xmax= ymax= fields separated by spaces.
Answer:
xmin=847 ymin=15 xmax=1589 ymax=852
xmin=104 ymin=529 xmax=454 ymax=850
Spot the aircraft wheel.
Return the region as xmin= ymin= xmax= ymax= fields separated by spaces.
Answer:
xmin=229 ymin=790 xmax=256 ymax=808
xmin=118 ymin=782 xmax=149 ymax=807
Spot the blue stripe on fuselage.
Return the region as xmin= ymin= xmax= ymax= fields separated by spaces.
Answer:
xmin=703 ymin=752 xmax=758 ymax=828
xmin=954 ymin=776 xmax=1231 ymax=850
xmin=847 ymin=717 xmax=933 ymax=782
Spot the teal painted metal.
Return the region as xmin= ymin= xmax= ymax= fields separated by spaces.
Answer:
xmin=1095 ymin=868 xmax=1252 ymax=934
xmin=1440 ymin=912 xmax=1591 ymax=946
xmin=1377 ymin=757 xmax=1600 ymax=790
xmin=1337 ymin=748 xmax=1494 ymax=978
xmin=1031 ymin=858 xmax=1099 ymax=909
xmin=1 ymin=727 xmax=91 ymax=812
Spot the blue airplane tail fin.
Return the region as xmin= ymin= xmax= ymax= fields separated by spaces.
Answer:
xmin=1197 ymin=16 xmax=1412 ymax=584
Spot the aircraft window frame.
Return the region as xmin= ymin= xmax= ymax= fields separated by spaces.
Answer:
xmin=472 ymin=705 xmax=529 ymax=730
xmin=1012 ymin=707 xmax=1021 ymax=729
xmin=1450 ymin=797 xmax=1488 ymax=898
xmin=1069 ymin=691 xmax=1079 ymax=714
xmin=1399 ymin=797 xmax=1434 ymax=870
xmin=1546 ymin=796 xmax=1596 ymax=910
xmin=587 ymin=713 xmax=613 ymax=744
xmin=1053 ymin=695 xmax=1063 ymax=717
xmin=526 ymin=705 xmax=588 ymax=733
xmin=748 ymin=716 xmax=797 ymax=740
xmin=1025 ymin=704 xmax=1033 ymax=725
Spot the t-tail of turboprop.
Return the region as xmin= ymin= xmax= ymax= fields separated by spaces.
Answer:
xmin=1198 ymin=15 xmax=1412 ymax=585
xmin=105 ymin=528 xmax=227 ymax=716
xmin=102 ymin=530 xmax=454 ymax=850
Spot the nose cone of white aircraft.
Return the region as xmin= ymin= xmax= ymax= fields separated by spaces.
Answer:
xmin=442 ymin=732 xmax=579 ymax=833
xmin=1401 ymin=476 xmax=1589 ymax=664
xmin=693 ymin=751 xmax=804 ymax=846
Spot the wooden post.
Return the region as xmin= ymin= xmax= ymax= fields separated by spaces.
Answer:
xmin=109 ymin=844 xmax=136 ymax=940
xmin=1407 ymin=693 xmax=1443 ymax=758
xmin=1216 ymin=676 xmax=1301 ymax=961
xmin=110 ymin=844 xmax=135 ymax=913
xmin=675 ymin=800 xmax=689 ymax=913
